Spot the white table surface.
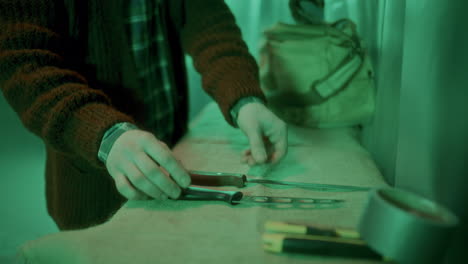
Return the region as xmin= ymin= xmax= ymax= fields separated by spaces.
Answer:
xmin=18 ymin=102 xmax=389 ymax=264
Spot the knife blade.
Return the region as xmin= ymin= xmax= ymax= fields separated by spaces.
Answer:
xmin=189 ymin=171 xmax=371 ymax=192
xmin=180 ymin=186 xmax=344 ymax=209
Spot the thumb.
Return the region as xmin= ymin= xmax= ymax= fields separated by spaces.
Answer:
xmin=244 ymin=128 xmax=267 ymax=163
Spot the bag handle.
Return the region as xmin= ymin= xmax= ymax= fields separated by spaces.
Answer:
xmin=314 ymin=19 xmax=364 ymax=98
xmin=266 ymin=19 xmax=366 ymax=108
xmin=269 ymin=50 xmax=364 ymax=107
xmin=270 ymin=19 xmax=365 ymax=107
xmin=301 ymin=19 xmax=365 ymax=106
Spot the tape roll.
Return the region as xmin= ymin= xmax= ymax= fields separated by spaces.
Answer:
xmin=358 ymin=188 xmax=459 ymax=264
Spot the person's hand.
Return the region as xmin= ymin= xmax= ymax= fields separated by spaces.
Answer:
xmin=237 ymin=103 xmax=288 ymax=166
xmin=105 ymin=130 xmax=191 ymax=200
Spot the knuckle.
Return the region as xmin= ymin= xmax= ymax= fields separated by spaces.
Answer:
xmin=116 ymin=184 xmax=137 ymax=200
xmin=146 ymin=168 xmax=164 ymax=183
xmin=135 ymin=152 xmax=150 ymax=164
xmin=107 ymin=167 xmax=118 ymax=177
xmin=153 ymin=175 xmax=171 ymax=189
xmin=155 ymin=175 xmax=181 ymax=197
xmin=112 ymin=175 xmax=128 ymax=189
xmin=127 ymin=191 xmax=142 ymax=200
xmin=131 ymin=175 xmax=162 ymax=199
xmin=157 ymin=154 xmax=172 ymax=165
xmin=159 ymin=141 xmax=169 ymax=149
xmin=131 ymin=173 xmax=146 ymax=186
xmin=157 ymin=142 xmax=171 ymax=153
xmin=146 ymin=166 xmax=161 ymax=178
xmin=277 ymin=121 xmax=287 ymax=130
xmin=139 ymin=131 xmax=155 ymax=142
xmin=114 ymin=180 xmax=126 ymax=192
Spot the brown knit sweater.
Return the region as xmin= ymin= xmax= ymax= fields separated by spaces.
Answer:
xmin=0 ymin=0 xmax=266 ymax=230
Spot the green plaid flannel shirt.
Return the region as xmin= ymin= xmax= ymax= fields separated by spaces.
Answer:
xmin=98 ymin=0 xmax=174 ymax=163
xmin=98 ymin=0 xmax=264 ymax=164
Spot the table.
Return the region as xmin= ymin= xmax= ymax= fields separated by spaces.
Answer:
xmin=18 ymin=102 xmax=388 ymax=264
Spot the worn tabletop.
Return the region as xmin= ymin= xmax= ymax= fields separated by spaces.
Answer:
xmin=19 ymin=102 xmax=388 ymax=264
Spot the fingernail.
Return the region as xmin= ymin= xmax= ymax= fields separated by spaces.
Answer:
xmin=182 ymin=176 xmax=191 ymax=188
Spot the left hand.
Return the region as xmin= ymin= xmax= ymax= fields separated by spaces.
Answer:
xmin=236 ymin=103 xmax=288 ymax=166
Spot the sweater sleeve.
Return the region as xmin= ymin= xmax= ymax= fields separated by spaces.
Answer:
xmin=0 ymin=0 xmax=135 ymax=168
xmin=179 ymin=0 xmax=267 ymax=126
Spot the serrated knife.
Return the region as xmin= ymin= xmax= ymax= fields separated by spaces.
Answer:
xmin=180 ymin=186 xmax=344 ymax=209
xmin=189 ymin=171 xmax=371 ymax=192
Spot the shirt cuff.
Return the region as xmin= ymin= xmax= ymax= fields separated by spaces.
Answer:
xmin=229 ymin=96 xmax=266 ymax=127
xmin=98 ymin=122 xmax=139 ymax=164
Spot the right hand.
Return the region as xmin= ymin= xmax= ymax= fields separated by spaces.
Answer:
xmin=105 ymin=130 xmax=191 ymax=200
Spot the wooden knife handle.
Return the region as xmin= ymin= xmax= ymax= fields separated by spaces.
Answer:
xmin=189 ymin=172 xmax=246 ymax=188
xmin=180 ymin=186 xmax=243 ymax=204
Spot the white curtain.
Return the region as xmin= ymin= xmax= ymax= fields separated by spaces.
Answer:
xmin=328 ymin=2 xmax=468 ymax=262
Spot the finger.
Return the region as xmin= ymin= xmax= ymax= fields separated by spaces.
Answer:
xmin=244 ymin=149 xmax=269 ymax=166
xmin=244 ymin=128 xmax=267 ymax=164
xmin=241 ymin=155 xmax=248 ymax=164
xmin=240 ymin=151 xmax=256 ymax=166
xmin=267 ymin=124 xmax=288 ymax=164
xmin=123 ymin=163 xmax=165 ymax=199
xmin=113 ymin=173 xmax=149 ymax=200
xmin=247 ymin=155 xmax=256 ymax=166
xmin=144 ymin=141 xmax=191 ymax=189
xmin=270 ymin=145 xmax=287 ymax=164
xmin=134 ymin=153 xmax=181 ymax=199
xmin=241 ymin=149 xmax=251 ymax=163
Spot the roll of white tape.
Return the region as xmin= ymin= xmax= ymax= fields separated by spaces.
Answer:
xmin=359 ymin=188 xmax=459 ymax=264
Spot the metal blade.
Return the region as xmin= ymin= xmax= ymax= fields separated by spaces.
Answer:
xmin=234 ymin=195 xmax=345 ymax=209
xmin=180 ymin=187 xmax=344 ymax=209
xmin=247 ymin=179 xmax=372 ymax=192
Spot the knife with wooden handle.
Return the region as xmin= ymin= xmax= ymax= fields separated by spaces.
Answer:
xmin=189 ymin=171 xmax=371 ymax=192
xmin=180 ymin=186 xmax=344 ymax=209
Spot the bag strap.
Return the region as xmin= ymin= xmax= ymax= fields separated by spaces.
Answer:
xmin=265 ymin=19 xmax=367 ymax=107
xmin=289 ymin=0 xmax=325 ymax=24
xmin=313 ymin=19 xmax=365 ymax=99
xmin=275 ymin=19 xmax=365 ymax=107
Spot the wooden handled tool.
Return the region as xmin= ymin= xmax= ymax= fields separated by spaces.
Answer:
xmin=189 ymin=171 xmax=371 ymax=192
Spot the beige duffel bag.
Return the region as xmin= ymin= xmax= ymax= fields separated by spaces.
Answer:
xmin=259 ymin=19 xmax=376 ymax=128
